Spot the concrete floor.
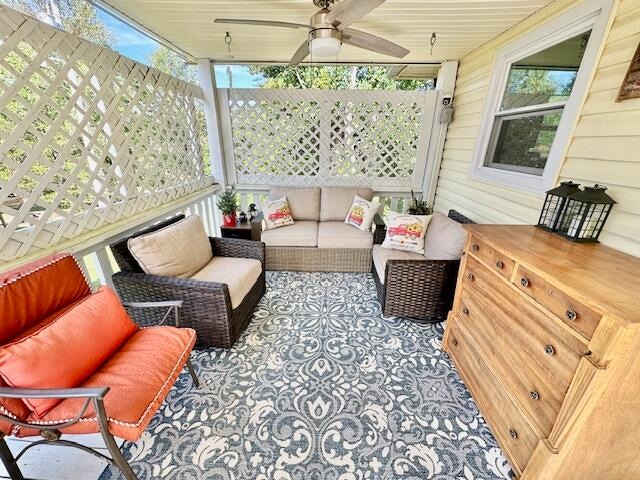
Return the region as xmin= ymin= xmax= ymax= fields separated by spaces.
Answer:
xmin=0 ymin=434 xmax=124 ymax=480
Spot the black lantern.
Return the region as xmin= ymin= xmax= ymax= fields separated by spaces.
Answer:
xmin=537 ymin=181 xmax=581 ymax=231
xmin=556 ymin=184 xmax=616 ymax=242
xmin=248 ymin=203 xmax=259 ymax=220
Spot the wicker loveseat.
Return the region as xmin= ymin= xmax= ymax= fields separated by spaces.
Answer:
xmin=252 ymin=186 xmax=386 ymax=272
xmin=110 ymin=215 xmax=265 ymax=348
xmin=373 ymin=209 xmax=474 ymax=322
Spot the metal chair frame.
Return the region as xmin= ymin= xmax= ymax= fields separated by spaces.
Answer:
xmin=0 ymin=302 xmax=199 ymax=480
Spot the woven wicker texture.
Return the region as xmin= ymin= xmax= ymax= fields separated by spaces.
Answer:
xmin=266 ymin=247 xmax=372 ymax=273
xmin=111 ymin=217 xmax=265 ymax=348
xmin=374 ymin=210 xmax=475 ymax=323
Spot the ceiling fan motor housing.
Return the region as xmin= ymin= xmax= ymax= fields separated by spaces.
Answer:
xmin=313 ymin=0 xmax=335 ymax=9
xmin=308 ymin=10 xmax=342 ymax=57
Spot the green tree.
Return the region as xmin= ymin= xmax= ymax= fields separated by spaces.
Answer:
xmin=2 ymin=0 xmax=115 ymax=46
xmin=249 ymin=65 xmax=432 ymax=90
xmin=148 ymin=46 xmax=197 ymax=84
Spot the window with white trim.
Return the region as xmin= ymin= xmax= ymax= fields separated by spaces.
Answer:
xmin=470 ymin=0 xmax=615 ymax=193
xmin=486 ymin=32 xmax=590 ymax=176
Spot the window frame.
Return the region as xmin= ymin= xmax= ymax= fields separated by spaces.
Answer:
xmin=469 ymin=0 xmax=615 ymax=193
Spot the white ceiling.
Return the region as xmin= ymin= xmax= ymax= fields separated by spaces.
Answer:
xmin=97 ymin=0 xmax=556 ymax=65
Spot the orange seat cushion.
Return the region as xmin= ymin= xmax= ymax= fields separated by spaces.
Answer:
xmin=0 ymin=253 xmax=91 ymax=344
xmin=0 ymin=287 xmax=137 ymax=417
xmin=14 ymin=327 xmax=196 ymax=441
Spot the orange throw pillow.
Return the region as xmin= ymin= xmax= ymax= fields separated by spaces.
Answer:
xmin=0 ymin=286 xmax=138 ymax=417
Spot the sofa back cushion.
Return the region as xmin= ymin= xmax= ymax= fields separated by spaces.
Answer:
xmin=320 ymin=187 xmax=373 ymax=222
xmin=0 ymin=286 xmax=138 ymax=417
xmin=0 ymin=253 xmax=91 ymax=345
xmin=423 ymin=212 xmax=469 ymax=260
xmin=270 ymin=187 xmax=320 ymax=221
xmin=128 ymin=215 xmax=212 ymax=278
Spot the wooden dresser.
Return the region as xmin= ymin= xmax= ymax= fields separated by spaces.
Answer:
xmin=443 ymin=225 xmax=640 ymax=479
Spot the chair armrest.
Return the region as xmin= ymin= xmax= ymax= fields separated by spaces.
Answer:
xmin=0 ymin=386 xmax=110 ymax=430
xmin=385 ymin=258 xmax=460 ymax=297
xmin=0 ymin=387 xmax=109 ymax=400
xmin=250 ymin=211 xmax=264 ymax=239
xmin=121 ymin=300 xmax=183 ymax=327
xmin=113 ymin=271 xmax=232 ymax=328
xmin=373 ymin=213 xmax=386 ymax=245
xmin=210 ymin=237 xmax=265 ymax=264
xmin=122 ymin=300 xmax=183 ymax=308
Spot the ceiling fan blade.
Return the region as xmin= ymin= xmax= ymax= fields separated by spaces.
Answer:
xmin=342 ymin=28 xmax=409 ymax=58
xmin=325 ymin=0 xmax=386 ymax=29
xmin=214 ymin=18 xmax=310 ymax=29
xmin=289 ymin=39 xmax=310 ymax=66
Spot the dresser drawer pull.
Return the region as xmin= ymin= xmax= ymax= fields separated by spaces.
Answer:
xmin=520 ymin=277 xmax=530 ymax=288
xmin=509 ymin=428 xmax=518 ymax=439
xmin=466 ymin=273 xmax=474 ymax=281
xmin=544 ymin=345 xmax=555 ymax=356
xmin=495 ymin=260 xmax=504 ymax=269
xmin=452 ymin=338 xmax=458 ymax=346
xmin=565 ymin=309 xmax=578 ymax=321
xmin=462 ymin=307 xmax=469 ymax=315
xmin=471 ymin=244 xmax=479 ymax=251
xmin=530 ymin=390 xmax=540 ymax=401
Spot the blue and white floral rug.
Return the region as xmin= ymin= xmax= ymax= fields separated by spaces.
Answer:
xmin=100 ymin=272 xmax=513 ymax=480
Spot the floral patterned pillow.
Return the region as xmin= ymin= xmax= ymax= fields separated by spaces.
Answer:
xmin=382 ymin=212 xmax=432 ymax=254
xmin=263 ymin=196 xmax=294 ymax=229
xmin=344 ymin=195 xmax=379 ymax=231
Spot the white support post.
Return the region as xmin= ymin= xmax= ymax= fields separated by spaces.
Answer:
xmin=422 ymin=60 xmax=459 ymax=205
xmin=94 ymin=247 xmax=115 ymax=289
xmin=198 ymin=59 xmax=228 ymax=188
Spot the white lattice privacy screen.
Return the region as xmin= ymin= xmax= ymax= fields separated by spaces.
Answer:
xmin=220 ymin=88 xmax=437 ymax=189
xmin=0 ymin=7 xmax=212 ymax=265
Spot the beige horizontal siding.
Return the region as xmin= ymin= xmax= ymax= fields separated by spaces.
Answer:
xmin=434 ymin=0 xmax=640 ymax=257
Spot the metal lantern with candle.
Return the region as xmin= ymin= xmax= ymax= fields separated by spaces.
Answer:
xmin=556 ymin=184 xmax=616 ymax=242
xmin=537 ymin=181 xmax=581 ymax=231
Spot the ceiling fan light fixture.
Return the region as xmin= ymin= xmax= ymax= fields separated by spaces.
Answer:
xmin=309 ymin=28 xmax=341 ymax=57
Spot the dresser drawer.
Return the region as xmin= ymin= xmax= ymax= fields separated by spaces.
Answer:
xmin=457 ymin=257 xmax=588 ymax=435
xmin=447 ymin=318 xmax=538 ymax=475
xmin=514 ymin=265 xmax=601 ymax=339
xmin=467 ymin=235 xmax=515 ymax=280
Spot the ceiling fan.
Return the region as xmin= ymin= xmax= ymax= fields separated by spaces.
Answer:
xmin=214 ymin=0 xmax=409 ymax=66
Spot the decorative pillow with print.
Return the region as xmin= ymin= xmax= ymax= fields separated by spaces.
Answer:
xmin=263 ymin=196 xmax=294 ymax=229
xmin=382 ymin=212 xmax=432 ymax=254
xmin=344 ymin=195 xmax=379 ymax=231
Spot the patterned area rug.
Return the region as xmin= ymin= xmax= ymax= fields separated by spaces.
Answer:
xmin=100 ymin=272 xmax=513 ymax=480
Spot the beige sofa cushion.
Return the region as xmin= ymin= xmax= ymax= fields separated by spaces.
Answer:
xmin=320 ymin=187 xmax=373 ymax=221
xmin=423 ymin=212 xmax=468 ymax=260
xmin=372 ymin=244 xmax=424 ymax=284
xmin=270 ymin=187 xmax=320 ymax=221
xmin=128 ymin=215 xmax=212 ymax=277
xmin=261 ymin=221 xmax=318 ymax=247
xmin=190 ymin=257 xmax=262 ymax=308
xmin=317 ymin=222 xmax=374 ymax=249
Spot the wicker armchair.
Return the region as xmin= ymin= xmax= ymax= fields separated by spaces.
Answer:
xmin=110 ymin=215 xmax=266 ymax=348
xmin=373 ymin=209 xmax=475 ymax=323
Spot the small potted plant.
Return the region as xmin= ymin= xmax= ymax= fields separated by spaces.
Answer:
xmin=216 ymin=187 xmax=238 ymax=227
xmin=407 ymin=190 xmax=433 ymax=215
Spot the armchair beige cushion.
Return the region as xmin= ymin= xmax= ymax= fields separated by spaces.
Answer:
xmin=190 ymin=257 xmax=262 ymax=308
xmin=372 ymin=245 xmax=424 ymax=284
xmin=423 ymin=212 xmax=468 ymax=260
xmin=270 ymin=187 xmax=320 ymax=221
xmin=127 ymin=215 xmax=212 ymax=277
xmin=261 ymin=221 xmax=319 ymax=247
xmin=317 ymin=222 xmax=373 ymax=249
xmin=320 ymin=187 xmax=373 ymax=221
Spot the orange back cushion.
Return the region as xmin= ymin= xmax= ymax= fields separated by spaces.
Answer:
xmin=0 ymin=286 xmax=138 ymax=417
xmin=0 ymin=253 xmax=91 ymax=344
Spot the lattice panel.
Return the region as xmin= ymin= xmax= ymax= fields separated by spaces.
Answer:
xmin=0 ymin=7 xmax=210 ymax=264
xmin=224 ymin=88 xmax=436 ymax=188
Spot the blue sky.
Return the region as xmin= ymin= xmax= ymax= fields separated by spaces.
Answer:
xmin=96 ymin=9 xmax=259 ymax=88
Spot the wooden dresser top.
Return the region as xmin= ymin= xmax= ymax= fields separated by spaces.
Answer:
xmin=463 ymin=225 xmax=640 ymax=324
